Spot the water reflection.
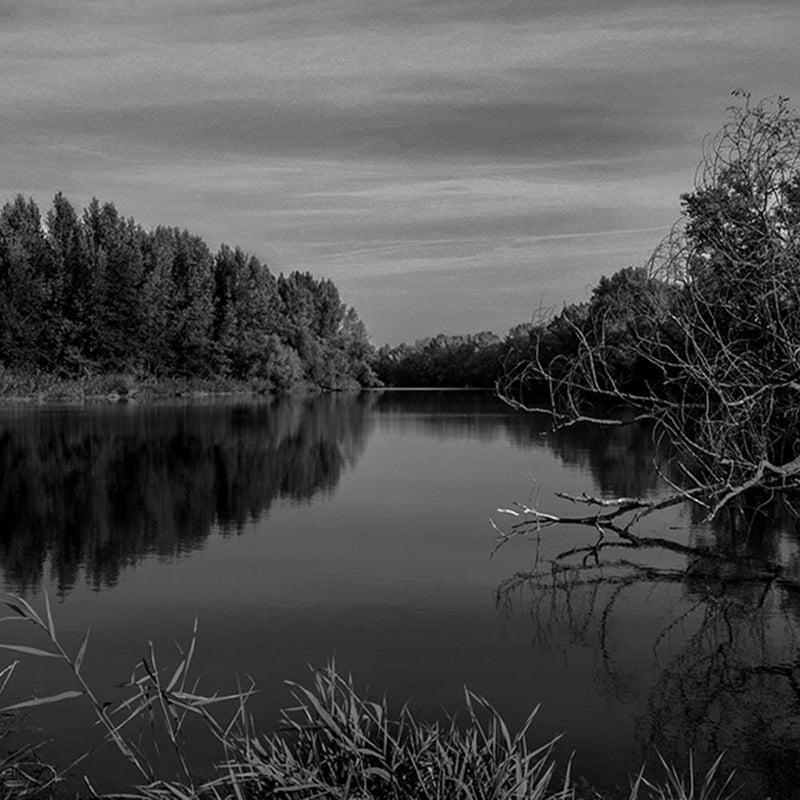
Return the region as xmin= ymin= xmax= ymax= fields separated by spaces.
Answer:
xmin=643 ymin=585 xmax=800 ymax=799
xmin=2 ymin=390 xmax=799 ymax=797
xmin=372 ymin=391 xmax=664 ymax=499
xmin=498 ymin=502 xmax=800 ymax=799
xmin=543 ymin=421 xmax=664 ymax=499
xmin=0 ymin=395 xmax=373 ymax=593
xmin=378 ymin=386 xmax=800 ymax=791
xmin=494 ymin=411 xmax=800 ymax=798
xmin=0 ymin=389 xmax=712 ymax=595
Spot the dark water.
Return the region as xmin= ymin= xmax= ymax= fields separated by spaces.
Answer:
xmin=0 ymin=391 xmax=798 ymax=797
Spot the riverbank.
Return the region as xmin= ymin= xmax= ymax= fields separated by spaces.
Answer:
xmin=0 ymin=370 xmax=365 ymax=404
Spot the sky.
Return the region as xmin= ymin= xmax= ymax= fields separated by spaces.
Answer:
xmin=2 ymin=0 xmax=799 ymax=344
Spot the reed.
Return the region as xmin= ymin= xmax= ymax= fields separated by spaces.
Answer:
xmin=0 ymin=593 xmax=738 ymax=800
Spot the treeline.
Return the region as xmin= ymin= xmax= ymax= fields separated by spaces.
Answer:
xmin=372 ymin=267 xmax=653 ymax=390
xmin=514 ymin=264 xmax=665 ymax=393
xmin=373 ymin=331 xmax=506 ymax=387
xmin=0 ymin=193 xmax=377 ymax=390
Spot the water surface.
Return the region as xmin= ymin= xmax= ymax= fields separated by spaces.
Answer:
xmin=0 ymin=391 xmax=798 ymax=797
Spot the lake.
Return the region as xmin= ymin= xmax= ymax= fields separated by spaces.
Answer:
xmin=0 ymin=390 xmax=798 ymax=798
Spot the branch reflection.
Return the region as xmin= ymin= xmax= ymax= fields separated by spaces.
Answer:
xmin=498 ymin=500 xmax=800 ymax=798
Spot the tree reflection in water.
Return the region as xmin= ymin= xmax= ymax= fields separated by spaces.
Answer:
xmin=0 ymin=395 xmax=374 ymax=593
xmin=360 ymin=395 xmax=800 ymax=795
xmin=497 ymin=468 xmax=800 ymax=798
xmin=2 ymin=392 xmax=798 ymax=795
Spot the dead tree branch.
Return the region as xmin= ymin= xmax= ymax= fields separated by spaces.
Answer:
xmin=497 ymin=95 xmax=800 ymax=535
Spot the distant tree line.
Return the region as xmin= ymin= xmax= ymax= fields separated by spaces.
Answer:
xmin=0 ymin=193 xmax=377 ymax=390
xmin=373 ymin=331 xmax=505 ymax=387
xmin=508 ymin=264 xmax=667 ymax=395
xmin=372 ymin=266 xmax=656 ymax=391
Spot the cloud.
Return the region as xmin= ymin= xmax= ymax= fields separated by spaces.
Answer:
xmin=1 ymin=0 xmax=799 ymax=341
xmin=8 ymin=95 xmax=687 ymax=165
xmin=335 ymin=229 xmax=667 ymax=343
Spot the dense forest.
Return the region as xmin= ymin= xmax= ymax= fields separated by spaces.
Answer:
xmin=0 ymin=192 xmax=650 ymax=397
xmin=0 ymin=193 xmax=377 ymax=391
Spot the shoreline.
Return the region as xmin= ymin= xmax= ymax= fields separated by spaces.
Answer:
xmin=0 ymin=373 xmax=498 ymax=405
xmin=0 ymin=372 xmax=370 ymax=405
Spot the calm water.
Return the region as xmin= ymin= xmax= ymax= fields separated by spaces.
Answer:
xmin=0 ymin=391 xmax=799 ymax=797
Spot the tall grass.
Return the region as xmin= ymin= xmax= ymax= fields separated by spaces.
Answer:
xmin=0 ymin=593 xmax=738 ymax=800
xmin=214 ymin=667 xmax=571 ymax=800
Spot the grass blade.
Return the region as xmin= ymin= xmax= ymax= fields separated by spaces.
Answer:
xmin=43 ymin=589 xmax=56 ymax=641
xmin=2 ymin=689 xmax=85 ymax=711
xmin=0 ymin=644 xmax=60 ymax=659
xmin=165 ymin=657 xmax=187 ymax=694
xmin=4 ymin=593 xmax=44 ymax=626
xmin=0 ymin=660 xmax=18 ymax=693
xmin=74 ymin=628 xmax=91 ymax=676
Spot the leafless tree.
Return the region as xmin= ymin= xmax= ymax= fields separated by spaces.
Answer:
xmin=496 ymin=94 xmax=800 ymax=572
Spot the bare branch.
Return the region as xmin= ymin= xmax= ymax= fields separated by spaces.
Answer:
xmin=497 ymin=95 xmax=800 ymax=530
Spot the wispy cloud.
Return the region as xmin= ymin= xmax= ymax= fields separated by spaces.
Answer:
xmin=1 ymin=0 xmax=798 ymax=341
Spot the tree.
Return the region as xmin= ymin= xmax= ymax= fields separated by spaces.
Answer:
xmin=139 ymin=226 xmax=178 ymax=375
xmin=331 ymin=306 xmax=378 ymax=388
xmin=496 ymin=94 xmax=800 ymax=573
xmin=46 ymin=192 xmax=91 ymax=372
xmin=0 ymin=192 xmax=377 ymax=389
xmin=277 ymin=272 xmax=376 ymax=389
xmin=83 ymin=199 xmax=147 ymax=370
xmin=261 ymin=334 xmax=304 ymax=390
xmin=0 ymin=196 xmax=52 ymax=368
xmin=212 ymin=245 xmax=280 ymax=379
xmin=164 ymin=229 xmax=215 ymax=376
xmin=373 ymin=331 xmax=503 ymax=387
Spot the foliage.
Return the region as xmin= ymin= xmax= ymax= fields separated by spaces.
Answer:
xmin=371 ymin=275 xmax=673 ymax=391
xmin=0 ymin=594 xmax=737 ymax=799
xmin=374 ymin=331 xmax=505 ymax=387
xmin=0 ymin=194 xmax=377 ymax=392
